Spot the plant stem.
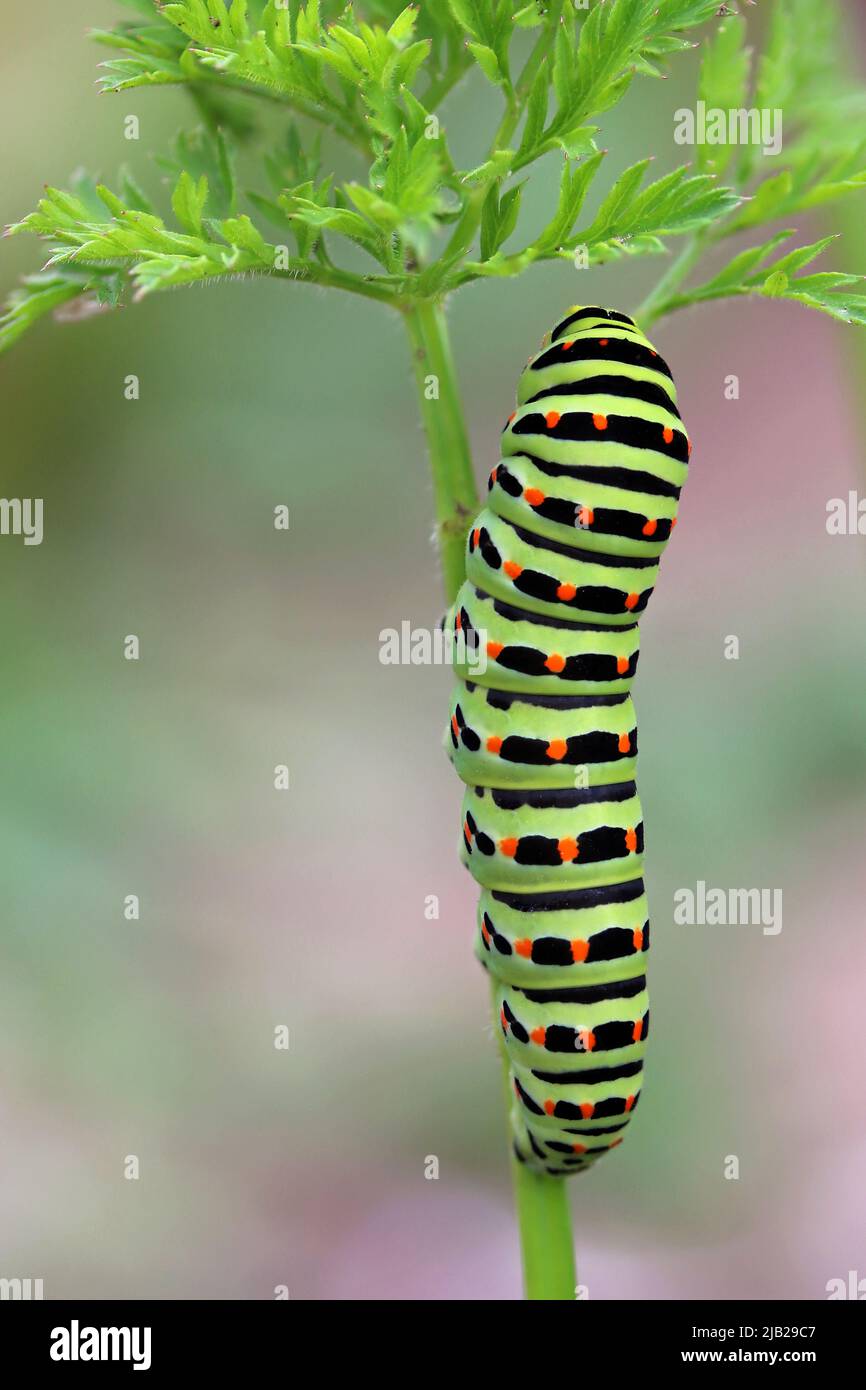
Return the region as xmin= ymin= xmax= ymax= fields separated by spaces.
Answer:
xmin=273 ymin=264 xmax=399 ymax=306
xmin=515 ymin=2 xmax=563 ymax=102
xmin=514 ymin=1159 xmax=578 ymax=1299
xmin=423 ymin=51 xmax=474 ymax=112
xmin=402 ymin=298 xmax=479 ymax=600
xmin=485 ymin=4 xmax=563 ymax=165
xmin=185 ymin=74 xmax=371 ymax=152
xmin=633 ymin=231 xmax=707 ymax=328
xmin=833 ymin=195 xmax=866 ymax=484
xmin=404 ymin=297 xmax=577 ymax=1300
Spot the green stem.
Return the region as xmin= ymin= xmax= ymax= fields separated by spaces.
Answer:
xmin=404 ymin=297 xmax=577 ymax=1300
xmin=633 ymin=231 xmax=707 ymax=329
xmin=273 ymin=264 xmax=399 ymax=306
xmin=459 ymin=0 xmax=562 ymax=200
xmin=185 ymin=74 xmax=371 ymax=152
xmin=515 ymin=0 xmax=563 ymax=102
xmin=485 ymin=2 xmax=563 ymax=163
xmin=834 ymin=195 xmax=866 ymax=483
xmin=423 ymin=51 xmax=474 ymax=112
xmin=402 ymin=298 xmax=479 ymax=600
xmin=513 ymin=1161 xmax=578 ymax=1299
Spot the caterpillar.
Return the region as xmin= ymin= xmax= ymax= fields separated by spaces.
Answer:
xmin=445 ymin=305 xmax=690 ymax=1177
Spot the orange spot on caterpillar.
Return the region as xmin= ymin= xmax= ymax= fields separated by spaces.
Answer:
xmin=578 ymin=506 xmax=594 ymax=527
xmin=524 ymin=486 xmax=545 ymax=506
xmin=472 ymin=527 xmax=481 ymax=547
xmin=616 ymin=656 xmax=629 ymax=675
xmin=618 ymin=732 xmax=630 ymax=754
xmin=546 ymin=739 xmax=568 ymax=761
xmin=544 ymin=1099 xmax=555 ymax=1117
xmin=487 ymin=641 xmax=503 ymax=659
xmin=507 ymin=412 xmax=515 ymax=424
xmin=572 ymin=1143 xmax=587 ymax=1155
xmin=530 ymin=1026 xmax=546 ymax=1046
xmin=504 ymin=560 xmax=523 ymax=579
xmin=558 ymin=837 xmax=579 ymax=863
xmin=625 ymin=827 xmax=638 ymax=853
xmin=463 ymin=819 xmax=472 ymax=841
xmin=514 ymin=1080 xmax=521 ymax=1099
xmin=580 ymin=1102 xmax=595 ymax=1119
xmin=499 ymin=837 xmax=518 ymax=858
xmin=486 ymin=735 xmax=503 ymax=755
xmin=545 ymin=410 xmax=561 ymax=429
xmin=556 ymin=582 xmax=576 ymax=601
xmin=454 ymin=609 xmax=462 ymax=632
xmin=633 ymin=927 xmax=644 ymax=951
xmin=592 ymin=413 xmax=608 ymax=431
xmin=687 ymin=439 xmax=692 ymax=458
xmin=671 ymin=516 xmax=678 ymax=528
xmin=481 ymin=920 xmax=491 ymax=944
xmin=642 ymin=518 xmax=657 ymax=537
xmin=625 ymin=592 xmax=639 ymax=610
xmin=579 ymin=1028 xmax=596 ymax=1052
xmin=663 ymin=426 xmax=674 ymax=444
xmin=515 ymin=939 xmax=532 ymax=959
xmin=625 ymin=1094 xmax=635 ymax=1113
xmin=562 ymin=340 xmax=573 ymax=350
xmin=545 ymin=652 xmax=566 ymax=673
xmin=571 ymin=939 xmax=589 ymax=963
xmin=489 ymin=468 xmax=497 ymax=485
xmin=599 ymin=338 xmax=608 ymax=346
xmin=500 ymin=1007 xmax=507 ymax=1031
xmin=632 ymin=1019 xmax=643 ymax=1043
xmin=609 ymin=1137 xmax=623 ymax=1148
xmin=451 ymin=715 xmax=459 ymax=737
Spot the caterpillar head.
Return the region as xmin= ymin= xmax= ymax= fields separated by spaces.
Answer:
xmin=548 ymin=305 xmax=639 ymax=345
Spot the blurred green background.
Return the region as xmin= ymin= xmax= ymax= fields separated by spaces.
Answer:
xmin=1 ymin=2 xmax=865 ymax=1300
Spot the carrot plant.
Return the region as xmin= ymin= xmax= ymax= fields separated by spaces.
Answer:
xmin=3 ymin=0 xmax=865 ymax=1300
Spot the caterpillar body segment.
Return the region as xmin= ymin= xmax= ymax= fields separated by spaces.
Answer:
xmin=447 ymin=586 xmax=641 ymax=696
xmin=465 ymin=508 xmax=659 ymax=624
xmin=445 ymin=306 xmax=689 ymax=1176
xmin=447 ymin=681 xmax=639 ymax=790
xmin=476 ymin=884 xmax=650 ymax=986
xmin=489 ymin=455 xmax=678 ymax=561
xmin=459 ymin=785 xmax=645 ymax=893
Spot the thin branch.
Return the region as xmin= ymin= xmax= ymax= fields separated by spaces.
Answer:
xmin=633 ymin=232 xmax=708 ymax=328
xmin=402 ymin=298 xmax=478 ymax=599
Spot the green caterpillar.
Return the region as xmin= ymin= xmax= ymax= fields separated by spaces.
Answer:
xmin=445 ymin=305 xmax=690 ymax=1176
